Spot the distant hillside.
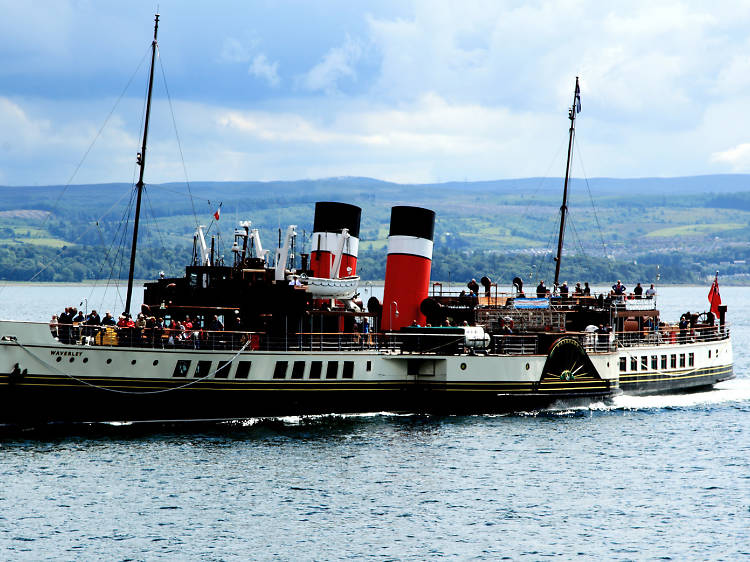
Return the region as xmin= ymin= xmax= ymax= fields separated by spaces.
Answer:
xmin=1 ymin=175 xmax=750 ymax=283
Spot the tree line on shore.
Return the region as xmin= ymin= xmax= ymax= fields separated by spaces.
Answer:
xmin=0 ymin=243 xmax=721 ymax=285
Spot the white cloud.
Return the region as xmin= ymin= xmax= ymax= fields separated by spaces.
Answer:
xmin=249 ymin=54 xmax=280 ymax=87
xmin=220 ymin=38 xmax=253 ymax=63
xmin=302 ymin=35 xmax=362 ymax=93
xmin=10 ymin=2 xmax=750 ymax=184
xmin=711 ymin=143 xmax=750 ymax=171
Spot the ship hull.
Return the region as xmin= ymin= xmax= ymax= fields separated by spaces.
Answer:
xmin=615 ymin=338 xmax=734 ymax=396
xmin=0 ymin=322 xmax=619 ymax=425
xmin=0 ymin=320 xmax=734 ymax=425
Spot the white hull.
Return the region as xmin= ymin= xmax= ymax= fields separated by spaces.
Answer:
xmin=0 ymin=321 xmax=622 ymax=423
xmin=0 ymin=321 xmax=732 ymax=424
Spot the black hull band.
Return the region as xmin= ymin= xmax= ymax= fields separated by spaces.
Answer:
xmin=0 ymin=374 xmax=618 ymax=423
xmin=619 ymin=364 xmax=734 ymax=395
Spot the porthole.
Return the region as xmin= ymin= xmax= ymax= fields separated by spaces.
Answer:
xmin=460 ymin=362 xmax=467 ymax=370
xmin=106 ymin=358 xmax=112 ymax=364
xmin=69 ymin=357 xmax=74 ymax=363
xmin=607 ymin=362 xmax=610 ymax=367
xmin=56 ymin=356 xmax=62 ymax=363
xmin=153 ymin=360 xmax=159 ymax=366
xmin=525 ymin=363 xmax=530 ymax=370
xmin=83 ymin=357 xmax=88 ymax=364
xmin=131 ymin=360 xmax=137 ymax=365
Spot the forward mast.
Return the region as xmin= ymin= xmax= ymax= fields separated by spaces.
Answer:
xmin=125 ymin=13 xmax=160 ymax=315
xmin=553 ymin=76 xmax=581 ymax=289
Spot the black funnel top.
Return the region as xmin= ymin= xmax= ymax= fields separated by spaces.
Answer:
xmin=313 ymin=202 xmax=362 ymax=238
xmin=388 ymin=206 xmax=435 ymax=241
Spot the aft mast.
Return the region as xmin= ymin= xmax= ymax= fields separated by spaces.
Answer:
xmin=125 ymin=13 xmax=160 ymax=316
xmin=553 ymin=76 xmax=581 ymax=289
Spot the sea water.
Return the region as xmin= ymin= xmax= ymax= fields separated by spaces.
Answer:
xmin=0 ymin=285 xmax=748 ymax=560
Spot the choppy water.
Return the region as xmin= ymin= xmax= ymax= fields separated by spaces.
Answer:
xmin=0 ymin=285 xmax=748 ymax=560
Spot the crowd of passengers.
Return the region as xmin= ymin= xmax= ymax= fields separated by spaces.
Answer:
xmin=49 ymin=306 xmax=231 ymax=348
xmin=533 ymin=279 xmax=657 ymax=299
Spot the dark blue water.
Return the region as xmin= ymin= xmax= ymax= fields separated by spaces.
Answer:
xmin=1 ymin=286 xmax=749 ymax=560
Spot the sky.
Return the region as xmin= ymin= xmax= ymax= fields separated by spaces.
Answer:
xmin=3 ymin=0 xmax=750 ymax=186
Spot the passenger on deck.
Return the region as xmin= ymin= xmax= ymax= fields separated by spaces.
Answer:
xmin=135 ymin=313 xmax=147 ymax=345
xmin=611 ymin=280 xmax=626 ymax=296
xmin=633 ymin=283 xmax=643 ymax=298
xmin=84 ymin=309 xmax=100 ymax=338
xmin=49 ymin=315 xmax=59 ymax=339
xmin=679 ymin=315 xmax=689 ymax=343
xmin=560 ymin=282 xmax=569 ymax=298
xmin=232 ymin=311 xmax=243 ymax=348
xmin=583 ymin=282 xmax=591 ymax=296
xmin=58 ymin=307 xmax=73 ymax=344
xmin=210 ymin=315 xmax=224 ymax=332
xmin=573 ymin=282 xmax=583 ymax=296
xmin=71 ymin=309 xmax=84 ymax=342
xmin=467 ymin=278 xmax=480 ymax=296
xmin=536 ymin=280 xmax=547 ymax=298
xmin=645 ymin=284 xmax=656 ymax=298
xmin=144 ymin=315 xmax=156 ymax=347
xmin=210 ymin=315 xmax=224 ymax=348
xmin=154 ymin=317 xmax=165 ymax=347
xmin=363 ymin=318 xmax=372 ymax=346
xmin=102 ymin=311 xmax=116 ymax=326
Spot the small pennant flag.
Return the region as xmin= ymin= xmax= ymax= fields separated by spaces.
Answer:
xmin=574 ymin=81 xmax=581 ymax=114
xmin=708 ymin=272 xmax=721 ymax=317
xmin=213 ymin=204 xmax=221 ymax=221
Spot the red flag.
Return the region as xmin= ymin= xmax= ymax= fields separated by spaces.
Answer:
xmin=708 ymin=274 xmax=721 ymax=317
xmin=213 ymin=207 xmax=221 ymax=221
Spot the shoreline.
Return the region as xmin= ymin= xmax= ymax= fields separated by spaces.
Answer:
xmin=0 ymin=280 xmax=743 ymax=287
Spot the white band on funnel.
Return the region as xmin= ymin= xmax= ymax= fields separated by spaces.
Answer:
xmin=387 ymin=235 xmax=433 ymax=259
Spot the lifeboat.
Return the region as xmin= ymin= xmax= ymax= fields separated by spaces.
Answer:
xmin=300 ymin=274 xmax=360 ymax=299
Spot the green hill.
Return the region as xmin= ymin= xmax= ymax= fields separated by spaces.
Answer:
xmin=1 ymin=175 xmax=749 ymax=284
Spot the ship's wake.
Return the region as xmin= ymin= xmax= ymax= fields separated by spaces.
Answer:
xmin=610 ymin=377 xmax=750 ymax=410
xmin=544 ymin=377 xmax=750 ymax=415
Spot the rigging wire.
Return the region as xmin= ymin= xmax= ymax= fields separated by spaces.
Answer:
xmin=114 ymin=192 xmax=137 ymax=296
xmin=502 ymin=137 xmax=567 ymax=283
xmin=505 ymin=138 xmax=567 ymax=241
xmin=157 ymin=45 xmax=200 ymax=230
xmin=574 ymin=138 xmax=616 ymax=282
xmin=93 ymin=189 xmax=137 ymax=314
xmin=143 ymin=188 xmax=169 ymax=256
xmin=84 ymin=109 xmax=146 ymax=312
xmin=90 ymin=221 xmax=124 ymax=309
xmin=38 ymin=46 xmax=152 ymax=232
xmin=0 ymin=48 xmax=151 ymax=300
xmin=94 ymin=190 xmax=137 ymax=308
xmin=574 ymin=138 xmax=609 ymax=260
xmin=25 ymin=187 xmax=135 ymax=283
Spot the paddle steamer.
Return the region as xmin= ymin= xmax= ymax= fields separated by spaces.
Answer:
xmin=0 ymin=17 xmax=731 ymax=425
